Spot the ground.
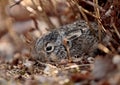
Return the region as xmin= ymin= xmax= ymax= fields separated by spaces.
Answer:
xmin=0 ymin=0 xmax=120 ymax=85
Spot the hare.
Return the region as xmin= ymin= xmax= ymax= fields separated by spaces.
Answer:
xmin=35 ymin=20 xmax=101 ymax=62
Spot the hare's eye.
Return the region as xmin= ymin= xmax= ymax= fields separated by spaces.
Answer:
xmin=45 ymin=43 xmax=54 ymax=52
xmin=46 ymin=46 xmax=52 ymax=51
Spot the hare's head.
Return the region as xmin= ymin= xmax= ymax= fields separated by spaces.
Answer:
xmin=35 ymin=30 xmax=67 ymax=62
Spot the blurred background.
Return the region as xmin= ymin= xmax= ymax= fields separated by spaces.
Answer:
xmin=0 ymin=0 xmax=120 ymax=84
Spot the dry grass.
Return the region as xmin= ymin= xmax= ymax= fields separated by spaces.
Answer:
xmin=0 ymin=0 xmax=120 ymax=85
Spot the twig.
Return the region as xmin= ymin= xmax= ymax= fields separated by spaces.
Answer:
xmin=6 ymin=18 xmax=23 ymax=51
xmin=81 ymin=0 xmax=105 ymax=12
xmin=39 ymin=0 xmax=55 ymax=29
xmin=112 ymin=23 xmax=120 ymax=39
xmin=73 ymin=0 xmax=96 ymax=35
xmin=64 ymin=64 xmax=93 ymax=70
xmin=72 ymin=0 xmax=97 ymax=18
xmin=31 ymin=0 xmax=38 ymax=10
xmin=79 ymin=6 xmax=98 ymax=19
xmin=10 ymin=0 xmax=23 ymax=8
xmin=49 ymin=0 xmax=63 ymax=25
xmin=93 ymin=0 xmax=103 ymax=42
xmin=98 ymin=43 xmax=110 ymax=54
xmin=67 ymin=0 xmax=79 ymax=18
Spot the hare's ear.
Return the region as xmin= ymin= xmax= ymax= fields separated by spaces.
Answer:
xmin=65 ymin=29 xmax=82 ymax=41
xmin=61 ymin=29 xmax=82 ymax=48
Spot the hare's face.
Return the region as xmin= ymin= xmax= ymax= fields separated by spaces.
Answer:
xmin=35 ymin=31 xmax=67 ymax=62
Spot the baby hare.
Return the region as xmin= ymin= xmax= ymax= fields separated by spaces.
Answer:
xmin=35 ymin=20 xmax=103 ymax=62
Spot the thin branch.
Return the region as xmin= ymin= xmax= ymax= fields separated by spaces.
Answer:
xmin=39 ymin=0 xmax=55 ymax=29
xmin=112 ymin=23 xmax=120 ymax=39
xmin=73 ymin=0 xmax=96 ymax=35
xmin=93 ymin=0 xmax=103 ymax=42
xmin=67 ymin=0 xmax=79 ymax=18
xmin=81 ymin=0 xmax=105 ymax=12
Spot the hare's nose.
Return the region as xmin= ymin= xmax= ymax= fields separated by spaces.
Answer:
xmin=37 ymin=51 xmax=49 ymax=61
xmin=49 ymin=53 xmax=58 ymax=62
xmin=40 ymin=51 xmax=47 ymax=57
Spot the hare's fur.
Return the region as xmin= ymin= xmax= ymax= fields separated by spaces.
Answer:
xmin=35 ymin=20 xmax=101 ymax=62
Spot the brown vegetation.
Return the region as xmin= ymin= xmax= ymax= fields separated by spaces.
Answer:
xmin=0 ymin=0 xmax=120 ymax=85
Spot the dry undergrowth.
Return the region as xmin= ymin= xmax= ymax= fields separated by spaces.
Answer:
xmin=0 ymin=0 xmax=120 ymax=85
